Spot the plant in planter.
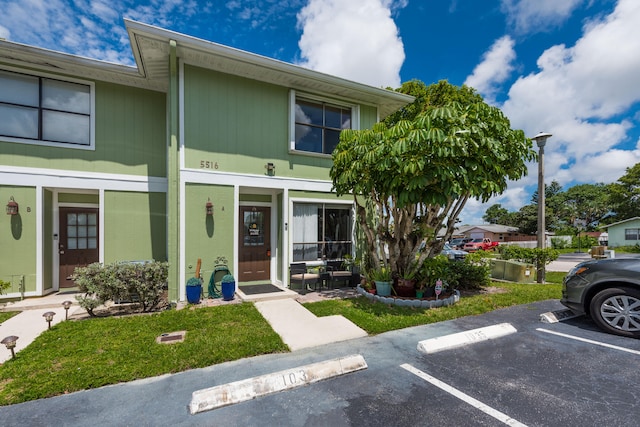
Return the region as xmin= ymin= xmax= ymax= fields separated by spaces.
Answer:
xmin=395 ymin=265 xmax=418 ymax=297
xmin=368 ymin=265 xmax=393 ymax=296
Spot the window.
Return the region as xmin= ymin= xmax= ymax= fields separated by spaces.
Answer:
xmin=0 ymin=69 xmax=92 ymax=148
xmin=294 ymin=98 xmax=351 ymax=155
xmin=292 ymin=203 xmax=352 ymax=261
xmin=624 ymin=228 xmax=640 ymax=240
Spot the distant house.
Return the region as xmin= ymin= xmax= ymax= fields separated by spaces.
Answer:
xmin=454 ymin=224 xmax=534 ymax=243
xmin=602 ymin=217 xmax=640 ymax=247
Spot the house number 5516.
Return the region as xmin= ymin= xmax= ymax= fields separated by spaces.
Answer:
xmin=200 ymin=160 xmax=219 ymax=169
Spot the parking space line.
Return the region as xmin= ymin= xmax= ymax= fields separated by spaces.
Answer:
xmin=400 ymin=364 xmax=528 ymax=427
xmin=537 ymin=328 xmax=640 ymax=355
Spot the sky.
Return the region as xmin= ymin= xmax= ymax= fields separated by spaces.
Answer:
xmin=1 ymin=0 xmax=639 ymax=225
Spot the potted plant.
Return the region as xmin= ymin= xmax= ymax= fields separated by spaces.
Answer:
xmin=396 ymin=264 xmax=418 ymax=297
xmin=368 ymin=265 xmax=393 ymax=296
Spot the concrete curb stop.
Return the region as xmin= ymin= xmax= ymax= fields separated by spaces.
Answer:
xmin=188 ymin=354 xmax=368 ymax=415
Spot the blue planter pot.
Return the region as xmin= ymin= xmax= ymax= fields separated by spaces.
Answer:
xmin=186 ymin=284 xmax=202 ymax=304
xmin=375 ymin=281 xmax=392 ymax=296
xmin=221 ymin=281 xmax=235 ymax=301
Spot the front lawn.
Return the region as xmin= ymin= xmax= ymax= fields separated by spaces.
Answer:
xmin=304 ymin=282 xmax=562 ymax=335
xmin=0 ymin=303 xmax=287 ymax=405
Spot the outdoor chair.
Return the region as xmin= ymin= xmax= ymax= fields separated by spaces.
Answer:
xmin=289 ymin=263 xmax=320 ymax=294
xmin=325 ymin=260 xmax=358 ymax=288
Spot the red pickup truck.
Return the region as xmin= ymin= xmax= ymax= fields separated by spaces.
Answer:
xmin=463 ymin=238 xmax=499 ymax=252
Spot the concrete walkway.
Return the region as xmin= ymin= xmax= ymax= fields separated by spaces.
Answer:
xmin=254 ymin=298 xmax=367 ymax=351
xmin=0 ymin=291 xmax=84 ymax=363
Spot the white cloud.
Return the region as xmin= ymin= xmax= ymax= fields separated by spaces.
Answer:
xmin=462 ymin=0 xmax=640 ymax=225
xmin=296 ymin=0 xmax=406 ymax=88
xmin=464 ymin=36 xmax=516 ymax=102
xmin=0 ymin=24 xmax=9 ymax=40
xmin=501 ymin=0 xmax=585 ymax=34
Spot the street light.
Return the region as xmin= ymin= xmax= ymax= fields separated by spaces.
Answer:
xmin=531 ymin=132 xmax=552 ymax=283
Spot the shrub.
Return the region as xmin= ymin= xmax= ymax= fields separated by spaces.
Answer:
xmin=72 ymin=261 xmax=168 ymax=316
xmin=417 ymin=253 xmax=490 ymax=292
xmin=498 ymin=246 xmax=559 ymax=271
xmin=0 ymin=279 xmax=11 ymax=294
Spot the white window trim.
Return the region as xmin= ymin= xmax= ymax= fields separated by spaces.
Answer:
xmin=288 ymin=89 xmax=360 ymax=157
xmin=0 ymin=65 xmax=96 ymax=151
xmin=288 ymin=197 xmax=355 ymax=265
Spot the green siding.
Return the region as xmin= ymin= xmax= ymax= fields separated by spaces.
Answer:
xmin=183 ymin=65 xmax=377 ymax=181
xmin=0 ymin=186 xmax=37 ymax=293
xmin=103 ymin=191 xmax=167 ymax=263
xmin=0 ymin=80 xmax=167 ymax=177
xmin=609 ymin=219 xmax=640 ymax=247
xmin=58 ymin=193 xmax=99 ymax=204
xmin=239 ymin=194 xmax=272 ymax=203
xmin=184 ymin=184 xmax=235 ymax=284
xmin=360 ymin=104 xmax=379 ymax=129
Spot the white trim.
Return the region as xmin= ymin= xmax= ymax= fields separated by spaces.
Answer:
xmin=0 ymin=65 xmax=96 ymax=151
xmin=182 ymin=169 xmax=332 ymax=193
xmin=287 ymin=197 xmax=355 ymax=271
xmin=0 ymin=166 xmax=167 ymax=193
xmin=36 ymin=186 xmax=43 ymax=295
xmin=233 ymin=185 xmax=240 ymax=285
xmin=288 ymin=89 xmax=359 ymax=156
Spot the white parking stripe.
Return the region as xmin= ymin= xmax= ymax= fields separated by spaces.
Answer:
xmin=537 ymin=328 xmax=640 ymax=355
xmin=400 ymin=364 xmax=528 ymax=427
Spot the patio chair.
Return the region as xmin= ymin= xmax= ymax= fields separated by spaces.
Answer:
xmin=289 ymin=263 xmax=320 ymax=294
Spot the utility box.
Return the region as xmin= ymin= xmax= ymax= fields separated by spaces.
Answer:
xmin=491 ymin=259 xmax=507 ymax=280
xmin=504 ymin=261 xmax=535 ymax=283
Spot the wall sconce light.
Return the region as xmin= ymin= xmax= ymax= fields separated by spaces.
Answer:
xmin=265 ymin=162 xmax=275 ymax=176
xmin=62 ymin=300 xmax=72 ymax=320
xmin=205 ymin=198 xmax=214 ymax=216
xmin=6 ymin=196 xmax=18 ymax=215
xmin=1 ymin=335 xmax=18 ymax=359
xmin=43 ymin=311 xmax=55 ymax=329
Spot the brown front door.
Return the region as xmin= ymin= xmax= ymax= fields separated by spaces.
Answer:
xmin=238 ymin=206 xmax=271 ymax=282
xmin=59 ymin=207 xmax=99 ymax=288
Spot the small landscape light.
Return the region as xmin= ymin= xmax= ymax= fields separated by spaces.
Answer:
xmin=1 ymin=335 xmax=19 ymax=359
xmin=62 ymin=300 xmax=72 ymax=320
xmin=43 ymin=311 xmax=56 ymax=329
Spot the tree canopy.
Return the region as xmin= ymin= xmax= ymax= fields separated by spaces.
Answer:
xmin=330 ymin=80 xmax=536 ymax=276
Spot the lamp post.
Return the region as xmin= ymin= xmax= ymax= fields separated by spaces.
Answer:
xmin=43 ymin=311 xmax=56 ymax=329
xmin=1 ymin=335 xmax=18 ymax=359
xmin=532 ymin=132 xmax=552 ymax=283
xmin=62 ymin=300 xmax=73 ymax=320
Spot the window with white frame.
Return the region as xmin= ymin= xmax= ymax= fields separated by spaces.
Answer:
xmin=292 ymin=202 xmax=353 ymax=261
xmin=293 ymin=97 xmax=352 ymax=155
xmin=0 ymin=69 xmax=92 ymax=148
xmin=624 ymin=228 xmax=640 ymax=240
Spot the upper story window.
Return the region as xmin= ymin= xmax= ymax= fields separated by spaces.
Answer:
xmin=292 ymin=93 xmax=354 ymax=155
xmin=0 ymin=69 xmax=93 ymax=149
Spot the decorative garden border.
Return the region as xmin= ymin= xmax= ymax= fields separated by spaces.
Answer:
xmin=356 ymin=285 xmax=460 ymax=309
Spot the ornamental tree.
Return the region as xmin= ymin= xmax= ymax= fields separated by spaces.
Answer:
xmin=330 ymin=80 xmax=536 ymax=277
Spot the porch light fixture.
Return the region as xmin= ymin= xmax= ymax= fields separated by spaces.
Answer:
xmin=205 ymin=198 xmax=214 ymax=216
xmin=1 ymin=335 xmax=18 ymax=359
xmin=43 ymin=311 xmax=55 ymax=329
xmin=6 ymin=196 xmax=18 ymax=215
xmin=62 ymin=300 xmax=73 ymax=320
xmin=265 ymin=162 xmax=275 ymax=176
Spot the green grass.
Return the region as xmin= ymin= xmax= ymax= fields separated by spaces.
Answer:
xmin=0 ymin=303 xmax=287 ymax=406
xmin=304 ymin=282 xmax=562 ymax=335
xmin=0 ymin=311 xmax=20 ymax=323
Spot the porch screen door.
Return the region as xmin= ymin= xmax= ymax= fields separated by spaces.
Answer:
xmin=238 ymin=206 xmax=271 ymax=282
xmin=59 ymin=208 xmax=99 ymax=288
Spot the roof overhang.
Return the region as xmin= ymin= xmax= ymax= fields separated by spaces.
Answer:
xmin=124 ymin=19 xmax=413 ymax=118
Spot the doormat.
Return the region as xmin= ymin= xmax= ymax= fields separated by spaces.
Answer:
xmin=239 ymin=284 xmax=284 ymax=295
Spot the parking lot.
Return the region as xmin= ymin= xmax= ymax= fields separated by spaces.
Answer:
xmin=3 ymin=298 xmax=638 ymax=426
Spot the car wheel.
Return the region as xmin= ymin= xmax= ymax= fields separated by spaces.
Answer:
xmin=589 ymin=287 xmax=640 ymax=338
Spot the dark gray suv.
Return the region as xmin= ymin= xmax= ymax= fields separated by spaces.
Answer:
xmin=562 ymin=258 xmax=640 ymax=338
